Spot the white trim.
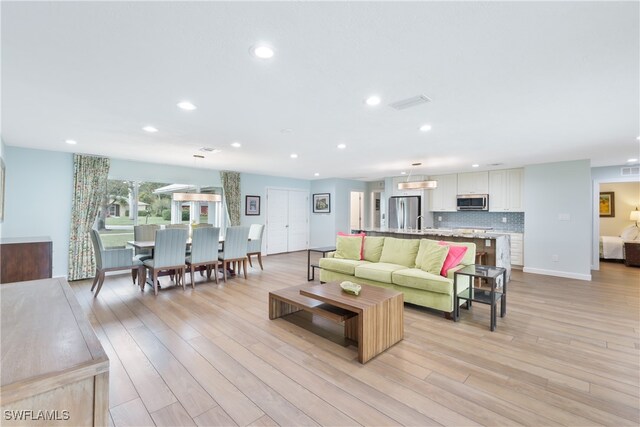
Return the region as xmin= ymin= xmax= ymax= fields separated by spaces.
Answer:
xmin=523 ymin=267 xmax=591 ymax=281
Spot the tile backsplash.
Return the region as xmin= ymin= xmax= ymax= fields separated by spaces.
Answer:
xmin=433 ymin=211 xmax=525 ymax=233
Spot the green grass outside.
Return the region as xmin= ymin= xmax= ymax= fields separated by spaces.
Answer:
xmin=99 ymin=231 xmax=134 ymax=248
xmin=105 ymin=215 xmax=208 ymax=226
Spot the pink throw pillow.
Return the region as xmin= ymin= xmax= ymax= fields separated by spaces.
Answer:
xmin=338 ymin=232 xmax=366 ymax=260
xmin=438 ymin=241 xmax=468 ymax=276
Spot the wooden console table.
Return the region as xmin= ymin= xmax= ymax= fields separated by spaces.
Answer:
xmin=0 ymin=237 xmax=53 ymax=283
xmin=1 ymin=278 xmax=109 ymax=426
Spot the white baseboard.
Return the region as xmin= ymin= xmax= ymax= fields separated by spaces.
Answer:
xmin=522 ymin=267 xmax=591 ymax=281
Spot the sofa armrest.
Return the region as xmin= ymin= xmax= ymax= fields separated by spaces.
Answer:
xmin=446 ymin=264 xmax=467 ymax=280
xmin=325 ymin=252 xmax=336 ymax=258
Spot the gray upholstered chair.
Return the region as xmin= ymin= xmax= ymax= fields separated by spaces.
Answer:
xmin=186 ymin=227 xmax=221 ymax=287
xmin=90 ymin=229 xmax=144 ymax=297
xmin=131 ymin=224 xmax=160 ymax=283
xmin=143 ymin=228 xmax=189 ymax=295
xmin=165 ymin=224 xmax=189 ymax=229
xmin=218 ymin=226 xmax=250 ymax=281
xmin=247 ymin=224 xmax=265 ymax=270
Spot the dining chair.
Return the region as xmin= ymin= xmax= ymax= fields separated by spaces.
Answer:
xmin=90 ymin=229 xmax=144 ymax=297
xmin=131 ymin=224 xmax=160 ymax=284
xmin=143 ymin=228 xmax=189 ymax=295
xmin=186 ymin=227 xmax=221 ymax=287
xmin=218 ymin=226 xmax=250 ymax=281
xmin=247 ymin=224 xmax=265 ymax=270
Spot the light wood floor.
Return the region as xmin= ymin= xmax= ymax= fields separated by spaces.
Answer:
xmin=71 ymin=253 xmax=640 ymax=427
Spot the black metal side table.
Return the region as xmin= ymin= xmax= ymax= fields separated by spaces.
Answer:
xmin=307 ymin=246 xmax=336 ymax=281
xmin=453 ymin=264 xmax=507 ymax=331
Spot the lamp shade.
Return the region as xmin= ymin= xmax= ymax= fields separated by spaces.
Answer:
xmin=630 ymin=210 xmax=640 ymax=221
xmin=172 ymin=192 xmax=221 ymax=202
xmin=397 ymin=180 xmax=438 ymax=190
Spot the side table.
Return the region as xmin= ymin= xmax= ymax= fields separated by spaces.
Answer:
xmin=307 ymin=246 xmax=336 ymax=281
xmin=454 ymin=264 xmax=507 ymax=331
xmin=624 ymin=241 xmax=640 ymax=267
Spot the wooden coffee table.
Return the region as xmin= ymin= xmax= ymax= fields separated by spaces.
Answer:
xmin=269 ymin=281 xmax=403 ymax=363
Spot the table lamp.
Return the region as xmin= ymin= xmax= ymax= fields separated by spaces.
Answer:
xmin=630 ymin=209 xmax=640 ymax=227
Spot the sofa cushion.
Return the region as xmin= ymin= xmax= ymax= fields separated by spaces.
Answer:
xmin=379 ymin=238 xmax=420 ymax=268
xmin=421 ymin=244 xmax=450 ymax=275
xmin=363 ymin=236 xmax=385 ymax=262
xmin=392 ymin=268 xmax=454 ymax=295
xmin=338 ymin=232 xmax=365 ymax=259
xmin=414 ymin=239 xmax=440 ymax=269
xmin=334 ymin=235 xmax=363 ymax=260
xmin=355 ymin=263 xmax=407 ymax=283
xmin=319 ymin=257 xmax=369 ymax=276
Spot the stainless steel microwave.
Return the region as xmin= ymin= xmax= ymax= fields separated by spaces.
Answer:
xmin=456 ymin=194 xmax=489 ymax=211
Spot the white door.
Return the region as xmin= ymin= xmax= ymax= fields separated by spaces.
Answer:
xmin=266 ymin=188 xmax=309 ymax=254
xmin=266 ymin=189 xmax=289 ymax=254
xmin=287 ymin=190 xmax=308 ymax=252
xmin=350 ymin=191 xmax=364 ymax=230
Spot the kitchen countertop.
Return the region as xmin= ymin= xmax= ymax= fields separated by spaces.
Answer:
xmin=359 ymin=228 xmax=513 ymax=239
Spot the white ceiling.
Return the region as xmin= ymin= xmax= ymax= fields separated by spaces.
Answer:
xmin=2 ymin=1 xmax=639 ymax=180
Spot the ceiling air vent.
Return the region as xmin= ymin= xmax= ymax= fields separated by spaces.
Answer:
xmin=621 ymin=166 xmax=639 ymax=176
xmin=200 ymin=147 xmax=221 ymax=154
xmin=389 ymin=95 xmax=431 ymax=110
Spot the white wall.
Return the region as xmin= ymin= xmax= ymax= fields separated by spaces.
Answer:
xmin=599 ymin=182 xmax=640 ymax=236
xmin=524 ymin=159 xmax=592 ymax=280
xmin=2 ymin=146 xmax=74 ymax=277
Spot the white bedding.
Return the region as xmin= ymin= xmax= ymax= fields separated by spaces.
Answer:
xmin=600 ymin=236 xmax=624 ymax=259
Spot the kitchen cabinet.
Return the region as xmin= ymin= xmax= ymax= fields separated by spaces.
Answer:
xmin=429 ymin=174 xmax=457 ymax=211
xmin=489 ymin=168 xmax=524 ymax=212
xmin=457 ymin=171 xmax=489 ymax=194
xmin=508 ymin=232 xmax=524 ymax=266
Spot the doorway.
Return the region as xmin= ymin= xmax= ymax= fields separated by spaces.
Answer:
xmin=371 ymin=191 xmax=381 ymax=228
xmin=266 ymin=188 xmax=309 ymax=254
xmin=350 ymin=191 xmax=364 ymax=231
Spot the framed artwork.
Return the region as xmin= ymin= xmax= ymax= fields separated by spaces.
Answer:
xmin=245 ymin=195 xmax=260 ymax=216
xmin=0 ymin=159 xmax=4 ymax=222
xmin=599 ymin=191 xmax=615 ymax=217
xmin=313 ymin=193 xmax=331 ymax=213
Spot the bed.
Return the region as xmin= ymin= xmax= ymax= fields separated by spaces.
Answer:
xmin=600 ymin=226 xmax=640 ymax=260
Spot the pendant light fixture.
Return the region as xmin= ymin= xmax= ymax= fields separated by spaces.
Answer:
xmin=397 ymin=162 xmax=438 ymax=190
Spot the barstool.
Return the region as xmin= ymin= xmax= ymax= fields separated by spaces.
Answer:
xmin=474 ymin=251 xmax=487 ymax=287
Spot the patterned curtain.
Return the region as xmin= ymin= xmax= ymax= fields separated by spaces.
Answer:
xmin=68 ymin=154 xmax=110 ymax=280
xmin=221 ymin=171 xmax=241 ymax=226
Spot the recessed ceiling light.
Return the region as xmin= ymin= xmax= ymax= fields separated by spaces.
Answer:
xmin=65 ymin=139 xmax=77 ymax=145
xmin=400 ymin=171 xmax=406 ymax=175
xmin=365 ymin=95 xmax=381 ymax=106
xmin=337 ymin=143 xmax=347 ymax=149
xmin=637 ymin=136 xmax=640 ymax=141
xmin=314 ymin=172 xmax=320 ymax=177
xmin=419 ymin=124 xmax=432 ymax=132
xmin=142 ymin=126 xmax=158 ymax=133
xmin=230 ymin=142 xmax=242 ymax=148
xmin=251 ymin=44 xmax=274 ymax=59
xmin=628 ymin=158 xmax=639 ymax=162
xmin=472 ymin=164 xmax=479 ymax=168
xmin=290 ymin=153 xmax=298 ymax=159
xmin=177 ymin=101 xmax=197 ymax=111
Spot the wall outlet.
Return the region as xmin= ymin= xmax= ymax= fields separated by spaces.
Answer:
xmin=485 ymin=239 xmax=492 ymax=247
xmin=558 ymin=213 xmax=570 ymax=221
xmin=502 ymin=217 xmax=507 ymax=223
xmin=552 ymin=254 xmax=559 ymax=262
xmin=437 ymin=216 xmax=442 ymax=221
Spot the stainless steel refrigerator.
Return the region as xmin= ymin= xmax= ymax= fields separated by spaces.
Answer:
xmin=388 ymin=196 xmax=421 ymax=230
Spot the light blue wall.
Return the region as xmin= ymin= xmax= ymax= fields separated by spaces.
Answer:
xmin=0 ymin=138 xmax=5 ymax=236
xmin=524 ymin=160 xmax=592 ymax=280
xmin=2 ymin=146 xmax=74 ymax=277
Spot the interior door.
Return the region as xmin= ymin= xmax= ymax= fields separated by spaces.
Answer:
xmin=287 ymin=190 xmax=308 ymax=252
xmin=266 ymin=189 xmax=289 ymax=254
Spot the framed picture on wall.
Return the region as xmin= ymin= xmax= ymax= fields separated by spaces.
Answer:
xmin=313 ymin=193 xmax=331 ymax=213
xmin=599 ymin=191 xmax=615 ymax=217
xmin=245 ymin=195 xmax=260 ymax=216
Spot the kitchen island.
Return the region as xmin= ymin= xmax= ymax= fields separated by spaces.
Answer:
xmin=355 ymin=228 xmax=512 ymax=282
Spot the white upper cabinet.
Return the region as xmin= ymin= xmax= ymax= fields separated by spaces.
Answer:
xmin=457 ymin=171 xmax=489 ymax=194
xmin=489 ymin=168 xmax=524 ymax=212
xmin=429 ymin=174 xmax=458 ymax=212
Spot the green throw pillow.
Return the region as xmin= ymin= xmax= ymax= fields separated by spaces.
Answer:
xmin=363 ymin=236 xmax=385 ymax=262
xmin=334 ymin=236 xmax=363 ymax=260
xmin=421 ymin=244 xmax=450 ymax=275
xmin=379 ymin=237 xmax=420 ymax=267
xmin=414 ymin=239 xmax=440 ymax=269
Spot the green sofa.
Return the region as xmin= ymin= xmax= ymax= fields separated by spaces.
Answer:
xmin=319 ymin=236 xmax=475 ymax=314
